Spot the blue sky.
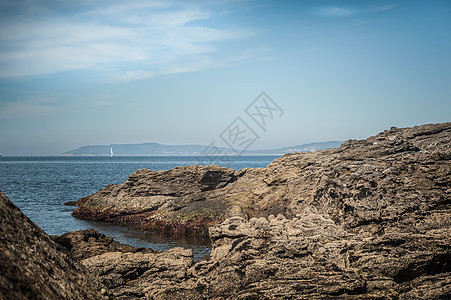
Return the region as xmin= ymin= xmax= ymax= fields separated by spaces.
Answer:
xmin=0 ymin=0 xmax=450 ymax=155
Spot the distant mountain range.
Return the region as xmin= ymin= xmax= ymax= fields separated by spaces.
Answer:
xmin=62 ymin=141 xmax=344 ymax=156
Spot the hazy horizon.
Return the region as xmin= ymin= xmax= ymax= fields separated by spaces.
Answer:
xmin=1 ymin=0 xmax=450 ymax=155
xmin=0 ymin=140 xmax=345 ymax=156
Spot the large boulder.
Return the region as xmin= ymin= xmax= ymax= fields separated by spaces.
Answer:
xmin=0 ymin=191 xmax=106 ymax=300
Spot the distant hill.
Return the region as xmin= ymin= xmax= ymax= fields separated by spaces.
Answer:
xmin=242 ymin=141 xmax=344 ymax=155
xmin=62 ymin=141 xmax=343 ymax=156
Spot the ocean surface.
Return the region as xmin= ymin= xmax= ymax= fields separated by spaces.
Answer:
xmin=0 ymin=155 xmax=279 ymax=260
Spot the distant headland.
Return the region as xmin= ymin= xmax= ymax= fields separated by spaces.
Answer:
xmin=62 ymin=141 xmax=343 ymax=156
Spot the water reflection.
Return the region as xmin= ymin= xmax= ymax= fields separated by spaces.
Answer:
xmin=80 ymin=220 xmax=211 ymax=261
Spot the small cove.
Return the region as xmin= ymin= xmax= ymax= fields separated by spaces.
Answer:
xmin=0 ymin=155 xmax=279 ymax=260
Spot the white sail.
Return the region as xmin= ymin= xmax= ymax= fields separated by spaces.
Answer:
xmin=110 ymin=147 xmax=114 ymax=157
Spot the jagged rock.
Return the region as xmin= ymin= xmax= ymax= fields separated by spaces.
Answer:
xmin=255 ymin=123 xmax=451 ymax=230
xmin=54 ymin=229 xmax=156 ymax=260
xmin=153 ymin=209 xmax=450 ymax=299
xmin=0 ymin=191 xmax=106 ymax=300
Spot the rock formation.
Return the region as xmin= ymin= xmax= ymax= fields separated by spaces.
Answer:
xmin=66 ymin=122 xmax=451 ymax=299
xmin=0 ymin=191 xmax=106 ymax=300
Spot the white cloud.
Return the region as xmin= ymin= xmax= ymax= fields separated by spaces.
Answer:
xmin=0 ymin=1 xmax=256 ymax=79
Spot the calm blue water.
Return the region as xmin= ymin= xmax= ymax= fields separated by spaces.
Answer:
xmin=0 ymin=156 xmax=278 ymax=260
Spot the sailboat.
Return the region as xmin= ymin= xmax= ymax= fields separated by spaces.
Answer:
xmin=110 ymin=147 xmax=114 ymax=157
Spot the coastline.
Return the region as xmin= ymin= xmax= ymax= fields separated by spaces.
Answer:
xmin=1 ymin=122 xmax=450 ymax=299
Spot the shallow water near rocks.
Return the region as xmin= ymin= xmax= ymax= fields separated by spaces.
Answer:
xmin=78 ymin=221 xmax=212 ymax=261
xmin=0 ymin=155 xmax=279 ymax=261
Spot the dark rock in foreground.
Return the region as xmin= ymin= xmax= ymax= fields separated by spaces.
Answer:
xmin=0 ymin=191 xmax=106 ymax=300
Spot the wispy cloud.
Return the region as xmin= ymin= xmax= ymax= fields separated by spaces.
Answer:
xmin=115 ymin=45 xmax=269 ymax=81
xmin=316 ymin=4 xmax=397 ymax=18
xmin=0 ymin=0 xmax=257 ymax=79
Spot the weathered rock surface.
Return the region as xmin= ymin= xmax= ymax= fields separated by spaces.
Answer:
xmin=67 ymin=122 xmax=451 ymax=299
xmin=0 ymin=191 xmax=106 ymax=300
xmin=158 ymin=213 xmax=450 ymax=299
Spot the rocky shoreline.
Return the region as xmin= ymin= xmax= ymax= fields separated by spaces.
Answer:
xmin=1 ymin=122 xmax=450 ymax=299
xmin=67 ymin=122 xmax=451 ymax=236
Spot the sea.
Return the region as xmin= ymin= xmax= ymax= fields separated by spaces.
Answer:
xmin=0 ymin=155 xmax=279 ymax=260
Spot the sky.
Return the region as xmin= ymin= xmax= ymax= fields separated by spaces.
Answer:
xmin=0 ymin=0 xmax=450 ymax=155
